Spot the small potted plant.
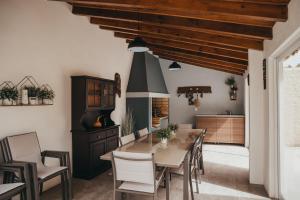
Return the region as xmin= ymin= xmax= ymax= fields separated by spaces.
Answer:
xmin=168 ymin=124 xmax=178 ymax=136
xmin=38 ymin=88 xmax=55 ymax=105
xmin=225 ymin=76 xmax=236 ymax=89
xmin=157 ymin=128 xmax=171 ymax=144
xmin=1 ymin=87 xmax=18 ymax=105
xmin=25 ymin=86 xmax=40 ymax=105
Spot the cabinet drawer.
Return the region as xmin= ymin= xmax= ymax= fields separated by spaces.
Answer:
xmin=232 ymin=118 xmax=245 ymax=128
xmin=217 ymin=118 xmax=231 ymax=128
xmin=89 ymin=132 xmax=106 ymax=143
xmin=106 ymin=128 xmax=118 ymax=138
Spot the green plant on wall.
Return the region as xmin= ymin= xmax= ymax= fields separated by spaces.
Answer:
xmin=38 ymin=88 xmax=55 ymax=100
xmin=121 ymin=109 xmax=135 ymax=136
xmin=24 ymin=86 xmax=40 ymax=97
xmin=225 ymin=76 xmax=236 ymax=87
xmin=1 ymin=87 xmax=18 ymax=100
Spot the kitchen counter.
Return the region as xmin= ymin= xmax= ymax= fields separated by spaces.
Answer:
xmin=195 ymin=114 xmax=245 ymax=118
xmin=195 ymin=115 xmax=245 ymax=145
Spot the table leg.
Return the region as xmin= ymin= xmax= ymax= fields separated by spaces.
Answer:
xmin=166 ymin=168 xmax=170 ymax=200
xmin=183 ymin=153 xmax=190 ymax=200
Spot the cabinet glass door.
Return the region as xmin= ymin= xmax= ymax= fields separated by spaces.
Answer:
xmin=101 ymin=82 xmax=114 ymax=108
xmin=87 ymin=79 xmax=101 ymax=109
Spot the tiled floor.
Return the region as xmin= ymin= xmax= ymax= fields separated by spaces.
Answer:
xmin=43 ymin=145 xmax=269 ymax=200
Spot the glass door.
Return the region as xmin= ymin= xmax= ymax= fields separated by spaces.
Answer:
xmin=278 ymin=47 xmax=300 ymax=200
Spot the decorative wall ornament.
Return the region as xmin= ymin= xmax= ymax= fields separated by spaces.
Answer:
xmin=225 ymin=76 xmax=238 ymax=101
xmin=263 ymin=59 xmax=267 ymax=90
xmin=114 ymin=73 xmax=121 ymax=98
xmin=0 ymin=76 xmax=54 ymax=106
xmin=177 ymin=86 xmax=212 ymax=110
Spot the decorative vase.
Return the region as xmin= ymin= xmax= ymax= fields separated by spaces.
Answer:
xmin=43 ymin=99 xmax=53 ymax=105
xmin=21 ymin=89 xmax=29 ymax=105
xmin=29 ymin=97 xmax=37 ymax=105
xmin=93 ymin=117 xmax=102 ymax=128
xmin=161 ymin=138 xmax=168 ymax=144
xmin=3 ymin=99 xmax=12 ymax=106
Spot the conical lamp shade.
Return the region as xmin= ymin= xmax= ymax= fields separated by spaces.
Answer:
xmin=128 ymin=37 xmax=149 ymax=52
xmin=168 ymin=62 xmax=181 ymax=70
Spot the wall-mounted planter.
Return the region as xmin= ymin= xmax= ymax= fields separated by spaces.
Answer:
xmin=0 ymin=76 xmax=55 ymax=107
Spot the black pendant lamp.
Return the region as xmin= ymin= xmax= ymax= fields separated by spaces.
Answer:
xmin=168 ymin=61 xmax=181 ymax=70
xmin=128 ymin=37 xmax=149 ymax=52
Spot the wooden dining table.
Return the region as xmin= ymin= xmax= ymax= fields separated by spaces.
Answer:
xmin=100 ymin=129 xmax=205 ymax=200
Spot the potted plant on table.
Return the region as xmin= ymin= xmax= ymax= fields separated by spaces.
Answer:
xmin=157 ymin=128 xmax=171 ymax=144
xmin=168 ymin=124 xmax=178 ymax=136
xmin=1 ymin=87 xmax=18 ymax=105
xmin=38 ymin=87 xmax=55 ymax=105
xmin=25 ymin=86 xmax=40 ymax=105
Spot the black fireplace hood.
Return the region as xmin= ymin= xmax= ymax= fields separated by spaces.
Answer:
xmin=127 ymin=52 xmax=169 ymax=97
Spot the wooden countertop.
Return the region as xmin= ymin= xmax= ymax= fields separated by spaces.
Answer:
xmin=195 ymin=114 xmax=245 ymax=118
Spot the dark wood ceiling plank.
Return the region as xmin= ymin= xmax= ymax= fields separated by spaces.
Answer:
xmin=69 ymin=0 xmax=287 ymax=24
xmin=220 ymin=0 xmax=290 ymax=5
xmin=121 ymin=35 xmax=248 ymax=61
xmin=93 ymin=18 xmax=263 ymax=50
xmin=110 ymin=28 xmax=248 ymax=53
xmin=149 ymin=47 xmax=248 ymax=70
xmin=153 ymin=50 xmax=246 ymax=72
xmin=73 ymin=7 xmax=273 ymax=39
xmin=157 ymin=54 xmax=244 ymax=75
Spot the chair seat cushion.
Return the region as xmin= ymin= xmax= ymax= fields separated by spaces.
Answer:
xmin=118 ymin=180 xmax=159 ymax=193
xmin=0 ymin=183 xmax=24 ymax=195
xmin=38 ymin=166 xmax=67 ymax=180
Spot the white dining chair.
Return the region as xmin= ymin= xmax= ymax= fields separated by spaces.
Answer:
xmin=111 ymin=151 xmax=165 ymax=200
xmin=177 ymin=124 xmax=193 ymax=130
xmin=119 ymin=133 xmax=136 ymax=146
xmin=138 ymin=128 xmax=149 ymax=138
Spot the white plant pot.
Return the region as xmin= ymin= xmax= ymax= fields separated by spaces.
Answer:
xmin=0 ymin=99 xmax=2 ymax=105
xmin=29 ymin=97 xmax=37 ymax=105
xmin=43 ymin=99 xmax=53 ymax=105
xmin=21 ymin=89 xmax=28 ymax=105
xmin=3 ymin=99 xmax=13 ymax=106
xmin=161 ymin=138 xmax=168 ymax=144
xmin=12 ymin=100 xmax=17 ymax=105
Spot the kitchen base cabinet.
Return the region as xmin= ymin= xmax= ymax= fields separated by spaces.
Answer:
xmin=72 ymin=126 xmax=119 ymax=179
xmin=196 ymin=115 xmax=245 ymax=145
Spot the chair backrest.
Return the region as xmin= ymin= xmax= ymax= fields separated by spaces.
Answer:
xmin=190 ymin=135 xmax=202 ymax=165
xmin=138 ymin=128 xmax=149 ymax=138
xmin=177 ymin=124 xmax=193 ymax=129
xmin=119 ymin=133 xmax=135 ymax=146
xmin=5 ymin=132 xmax=44 ymax=168
xmin=112 ymin=151 xmax=155 ymax=187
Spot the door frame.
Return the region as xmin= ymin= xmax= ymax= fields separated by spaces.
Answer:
xmin=267 ymin=27 xmax=300 ymax=199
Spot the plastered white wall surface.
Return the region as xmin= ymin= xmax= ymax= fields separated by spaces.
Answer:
xmin=0 ymin=0 xmax=131 ymax=170
xmin=160 ymin=59 xmax=245 ymax=126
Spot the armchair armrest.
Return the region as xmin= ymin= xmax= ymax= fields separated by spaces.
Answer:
xmin=41 ymin=150 xmax=71 ymax=167
xmin=0 ymin=162 xmax=32 ymax=200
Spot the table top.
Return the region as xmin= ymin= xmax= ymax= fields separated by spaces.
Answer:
xmin=100 ymin=129 xmax=205 ymax=168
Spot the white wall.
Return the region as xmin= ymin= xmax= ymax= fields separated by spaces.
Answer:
xmin=247 ymin=0 xmax=300 ymax=197
xmin=0 ymin=0 xmax=131 ymax=164
xmin=248 ymin=50 xmax=266 ymax=185
xmin=160 ymin=59 xmax=245 ymax=125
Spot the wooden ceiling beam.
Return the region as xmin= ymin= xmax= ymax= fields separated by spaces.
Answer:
xmin=93 ymin=18 xmax=263 ymax=50
xmin=119 ymin=34 xmax=248 ymax=61
xmin=148 ymin=47 xmax=248 ymax=70
xmin=220 ymin=0 xmax=290 ymax=5
xmin=108 ymin=27 xmax=248 ymax=53
xmin=73 ymin=7 xmax=273 ymax=39
xmin=156 ymin=54 xmax=244 ymax=75
xmin=133 ymin=41 xmax=248 ymax=66
xmin=66 ymin=0 xmax=288 ymax=25
xmin=153 ymin=49 xmax=246 ymax=72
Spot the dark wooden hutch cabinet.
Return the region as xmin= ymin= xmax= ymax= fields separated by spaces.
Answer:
xmin=71 ymin=76 xmax=119 ymax=179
